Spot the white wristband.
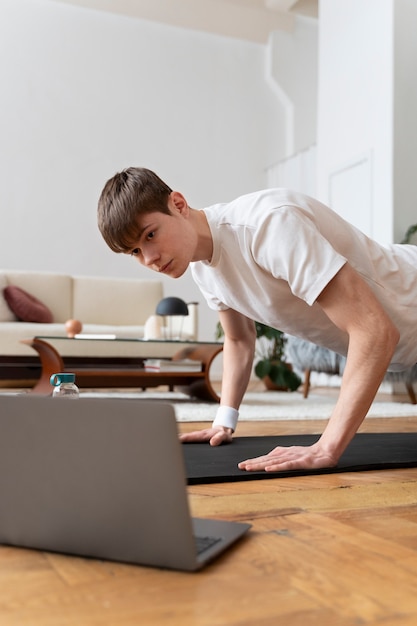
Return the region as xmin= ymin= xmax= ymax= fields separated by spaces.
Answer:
xmin=212 ymin=405 xmax=239 ymax=432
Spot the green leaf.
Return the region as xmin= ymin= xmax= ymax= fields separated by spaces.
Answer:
xmin=254 ymin=359 xmax=271 ymax=378
xmin=401 ymin=224 xmax=417 ymax=244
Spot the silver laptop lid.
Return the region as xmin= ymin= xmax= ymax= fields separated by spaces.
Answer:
xmin=0 ymin=395 xmax=201 ymax=570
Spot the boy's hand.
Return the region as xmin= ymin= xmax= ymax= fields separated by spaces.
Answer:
xmin=179 ymin=426 xmax=233 ymax=447
xmin=238 ymin=441 xmax=338 ymax=472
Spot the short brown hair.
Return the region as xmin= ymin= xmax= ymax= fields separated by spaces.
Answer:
xmin=97 ymin=167 xmax=172 ymax=253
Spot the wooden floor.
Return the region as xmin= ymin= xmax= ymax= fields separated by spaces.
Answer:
xmin=1 ymin=386 xmax=417 ymax=625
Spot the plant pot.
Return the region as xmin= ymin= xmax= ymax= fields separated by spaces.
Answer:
xmin=262 ymin=375 xmax=291 ymax=392
xmin=258 ymin=361 xmax=301 ymax=392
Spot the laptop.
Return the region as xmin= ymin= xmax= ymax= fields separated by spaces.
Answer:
xmin=0 ymin=395 xmax=250 ymax=572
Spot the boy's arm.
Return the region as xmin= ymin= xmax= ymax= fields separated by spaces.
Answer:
xmin=179 ymin=309 xmax=256 ymax=446
xmin=239 ymin=262 xmax=400 ymax=472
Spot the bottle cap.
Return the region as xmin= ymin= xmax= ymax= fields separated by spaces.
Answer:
xmin=50 ymin=372 xmax=76 ymax=386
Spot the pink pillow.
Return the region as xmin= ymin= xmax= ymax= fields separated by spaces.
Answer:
xmin=3 ymin=285 xmax=53 ymax=323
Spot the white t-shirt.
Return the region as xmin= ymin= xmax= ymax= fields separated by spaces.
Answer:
xmin=191 ymin=188 xmax=417 ymax=371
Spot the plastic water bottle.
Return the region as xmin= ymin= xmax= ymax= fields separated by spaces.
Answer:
xmin=50 ymin=373 xmax=79 ymax=398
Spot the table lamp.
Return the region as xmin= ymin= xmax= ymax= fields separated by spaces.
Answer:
xmin=155 ymin=297 xmax=189 ymax=340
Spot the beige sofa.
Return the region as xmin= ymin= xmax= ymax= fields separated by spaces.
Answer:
xmin=0 ymin=270 xmax=198 ymax=361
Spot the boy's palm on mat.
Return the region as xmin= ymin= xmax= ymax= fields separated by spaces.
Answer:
xmin=238 ymin=443 xmax=338 ymax=472
xmin=180 ymin=427 xmax=233 ymax=447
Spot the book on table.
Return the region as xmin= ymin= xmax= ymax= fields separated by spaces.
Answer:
xmin=143 ymin=359 xmax=203 ymax=372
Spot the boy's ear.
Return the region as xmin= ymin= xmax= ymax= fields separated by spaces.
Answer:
xmin=169 ymin=191 xmax=189 ymax=215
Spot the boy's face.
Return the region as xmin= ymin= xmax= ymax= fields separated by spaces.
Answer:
xmin=128 ymin=193 xmax=199 ymax=279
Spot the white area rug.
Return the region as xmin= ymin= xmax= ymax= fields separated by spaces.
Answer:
xmin=78 ymin=390 xmax=417 ymax=422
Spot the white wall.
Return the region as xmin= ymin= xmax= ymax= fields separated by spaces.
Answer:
xmin=393 ymin=0 xmax=417 ymax=242
xmin=317 ymin=0 xmax=394 ymax=243
xmin=0 ymin=0 xmax=285 ymax=341
xmin=269 ymin=16 xmax=318 ymax=157
xmin=317 ymin=0 xmax=417 ymax=246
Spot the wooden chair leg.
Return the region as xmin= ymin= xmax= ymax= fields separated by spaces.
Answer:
xmin=303 ymin=369 xmax=311 ymax=398
xmin=405 ymin=382 xmax=417 ymax=404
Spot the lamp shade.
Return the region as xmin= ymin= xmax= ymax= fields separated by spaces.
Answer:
xmin=155 ymin=297 xmax=189 ymax=317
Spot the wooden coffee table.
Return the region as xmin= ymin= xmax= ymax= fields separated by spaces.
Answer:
xmin=22 ymin=336 xmax=223 ymax=402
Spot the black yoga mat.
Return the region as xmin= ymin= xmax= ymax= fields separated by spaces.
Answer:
xmin=183 ymin=433 xmax=417 ymax=484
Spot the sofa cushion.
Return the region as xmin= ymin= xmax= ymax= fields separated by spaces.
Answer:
xmin=0 ymin=275 xmax=16 ymax=322
xmin=72 ymin=276 xmax=164 ymax=325
xmin=3 ymin=286 xmax=53 ymax=323
xmin=3 ymin=271 xmax=73 ymax=323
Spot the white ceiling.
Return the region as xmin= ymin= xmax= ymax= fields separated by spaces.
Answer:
xmin=49 ymin=0 xmax=318 ymax=42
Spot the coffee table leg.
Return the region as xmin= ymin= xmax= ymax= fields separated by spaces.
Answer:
xmin=172 ymin=344 xmax=223 ymax=402
xmin=21 ymin=338 xmax=65 ymax=395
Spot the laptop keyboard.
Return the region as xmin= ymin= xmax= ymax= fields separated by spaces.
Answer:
xmin=195 ymin=535 xmax=222 ymax=555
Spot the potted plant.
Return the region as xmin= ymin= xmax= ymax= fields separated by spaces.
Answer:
xmin=215 ymin=321 xmax=301 ymax=392
xmin=253 ymin=322 xmax=301 ymax=391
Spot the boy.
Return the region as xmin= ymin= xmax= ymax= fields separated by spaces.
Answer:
xmin=98 ymin=167 xmax=417 ymax=473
